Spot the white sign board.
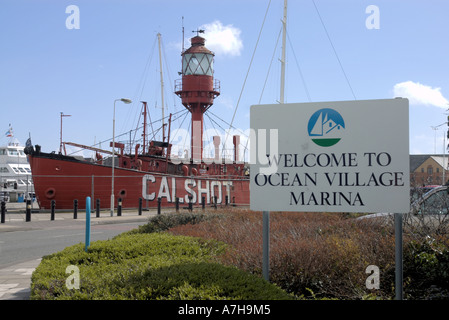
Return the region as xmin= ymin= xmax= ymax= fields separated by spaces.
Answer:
xmin=250 ymin=98 xmax=410 ymax=213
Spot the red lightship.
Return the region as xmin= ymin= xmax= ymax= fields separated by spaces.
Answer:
xmin=25 ymin=34 xmax=250 ymax=211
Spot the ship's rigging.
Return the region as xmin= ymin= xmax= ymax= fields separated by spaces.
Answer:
xmin=61 ymin=0 xmax=355 ymax=166
xmin=63 ymin=32 xmax=248 ymax=164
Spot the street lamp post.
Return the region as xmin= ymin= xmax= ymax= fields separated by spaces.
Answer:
xmin=111 ymin=98 xmax=132 ymax=216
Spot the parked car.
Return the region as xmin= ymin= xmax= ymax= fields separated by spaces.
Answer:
xmin=411 ymin=185 xmax=449 ymax=215
xmin=359 ymin=185 xmax=449 ymax=219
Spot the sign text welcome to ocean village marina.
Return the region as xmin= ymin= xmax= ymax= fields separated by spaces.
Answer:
xmin=250 ymin=98 xmax=410 ymax=213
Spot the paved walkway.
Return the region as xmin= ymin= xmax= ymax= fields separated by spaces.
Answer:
xmin=0 ymin=259 xmax=42 ymax=300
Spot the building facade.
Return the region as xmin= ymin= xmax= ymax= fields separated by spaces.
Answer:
xmin=410 ymin=154 xmax=449 ymax=187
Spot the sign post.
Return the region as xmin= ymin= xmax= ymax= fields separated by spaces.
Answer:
xmin=262 ymin=211 xmax=270 ymax=281
xmin=395 ymin=212 xmax=403 ymax=300
xmin=250 ymin=98 xmax=409 ymax=299
xmin=85 ymin=196 xmax=91 ymax=252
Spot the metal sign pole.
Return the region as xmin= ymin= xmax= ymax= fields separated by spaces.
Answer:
xmin=394 ymin=212 xmax=403 ymax=300
xmin=85 ymin=197 xmax=91 ymax=252
xmin=263 ymin=211 xmax=270 ymax=281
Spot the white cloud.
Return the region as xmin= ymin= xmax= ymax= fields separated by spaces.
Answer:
xmin=198 ymin=20 xmax=243 ymax=57
xmin=393 ymin=81 xmax=449 ymax=108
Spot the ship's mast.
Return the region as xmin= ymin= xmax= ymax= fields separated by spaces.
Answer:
xmin=59 ymin=112 xmax=71 ymax=154
xmin=264 ymin=0 xmax=288 ymax=283
xmin=280 ymin=0 xmax=287 ymax=104
xmin=142 ymin=101 xmax=148 ymax=153
xmin=157 ymin=33 xmax=166 ymax=142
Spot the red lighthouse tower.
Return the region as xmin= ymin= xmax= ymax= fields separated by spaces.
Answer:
xmin=175 ymin=33 xmax=220 ymax=162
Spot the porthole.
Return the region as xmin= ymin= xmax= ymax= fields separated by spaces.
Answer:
xmin=45 ymin=188 xmax=56 ymax=199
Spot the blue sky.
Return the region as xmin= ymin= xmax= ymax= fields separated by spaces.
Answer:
xmin=1 ymin=0 xmax=448 ymax=157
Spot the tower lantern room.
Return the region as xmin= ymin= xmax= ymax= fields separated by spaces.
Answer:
xmin=175 ymin=34 xmax=220 ymax=162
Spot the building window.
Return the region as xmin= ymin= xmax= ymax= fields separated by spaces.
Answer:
xmin=427 ymin=166 xmax=433 ymax=175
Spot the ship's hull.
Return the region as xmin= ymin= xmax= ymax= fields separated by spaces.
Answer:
xmin=27 ymin=151 xmax=249 ymax=210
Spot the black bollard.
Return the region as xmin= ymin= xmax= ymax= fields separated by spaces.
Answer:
xmin=188 ymin=196 xmax=193 ymax=212
xmin=26 ymin=199 xmax=31 ymax=222
xmin=202 ymin=196 xmax=205 ymax=211
xmin=225 ymin=195 xmax=228 ymax=206
xmin=1 ymin=201 xmax=5 ymax=223
xmin=73 ymin=199 xmax=78 ymax=219
xmin=96 ymin=199 xmax=100 ymax=217
xmin=50 ymin=200 xmax=55 ymax=221
xmin=157 ymin=197 xmax=161 ymax=215
xmin=214 ymin=196 xmax=217 ymax=210
xmin=175 ymin=197 xmax=179 ymax=213
xmin=117 ymin=198 xmax=122 ymax=216
xmin=138 ymin=197 xmax=142 ymax=216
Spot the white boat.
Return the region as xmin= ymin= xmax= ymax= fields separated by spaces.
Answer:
xmin=0 ymin=127 xmax=34 ymax=202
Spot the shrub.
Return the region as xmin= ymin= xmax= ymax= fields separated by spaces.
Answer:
xmin=168 ymin=211 xmax=399 ymax=299
xmin=126 ymin=211 xmax=223 ymax=235
xmin=168 ymin=210 xmax=449 ymax=300
xmin=30 ymin=232 xmax=292 ymax=300
xmin=402 ymin=237 xmax=449 ymax=299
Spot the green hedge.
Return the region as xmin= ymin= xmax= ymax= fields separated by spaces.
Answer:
xmin=126 ymin=212 xmax=222 ymax=234
xmin=31 ymin=232 xmax=293 ymax=300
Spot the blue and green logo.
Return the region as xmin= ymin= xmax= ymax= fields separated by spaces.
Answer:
xmin=307 ymin=108 xmax=345 ymax=147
